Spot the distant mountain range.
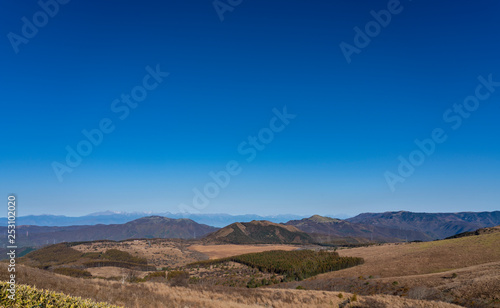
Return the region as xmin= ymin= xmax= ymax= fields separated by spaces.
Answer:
xmin=203 ymin=210 xmax=500 ymax=245
xmin=286 ymin=215 xmax=431 ymax=242
xmin=0 ymin=211 xmax=313 ymax=228
xmin=2 ymin=210 xmax=499 ymax=249
xmin=347 ymin=211 xmax=500 ymax=239
xmin=1 ymin=216 xmax=217 ymax=247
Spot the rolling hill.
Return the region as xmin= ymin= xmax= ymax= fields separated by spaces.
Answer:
xmin=203 ymin=220 xmax=314 ymax=244
xmin=347 ymin=210 xmax=500 ymax=239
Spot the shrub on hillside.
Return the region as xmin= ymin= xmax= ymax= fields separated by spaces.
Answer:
xmin=144 ymin=271 xmax=166 ymax=281
xmin=22 ymin=243 xmax=82 ymax=267
xmin=0 ymin=282 xmax=119 ymax=308
xmin=83 ymin=260 xmax=155 ymax=271
xmin=167 ymin=270 xmax=189 ymax=286
xmin=53 ymin=267 xmax=92 ymax=278
xmin=102 ymin=249 xmax=147 ymax=264
xmin=82 ymin=252 xmax=101 ymax=259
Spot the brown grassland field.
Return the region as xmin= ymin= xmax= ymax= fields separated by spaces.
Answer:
xmin=0 ymin=263 xmax=461 ymax=308
xmin=1 ymin=231 xmax=499 ymax=307
xmin=188 ymin=244 xmax=299 ymax=259
xmin=71 ymin=239 xmax=206 ymax=268
xmin=276 ymin=232 xmax=500 ymax=307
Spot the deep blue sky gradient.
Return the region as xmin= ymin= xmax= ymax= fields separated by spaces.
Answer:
xmin=1 ymin=0 xmax=499 ymax=216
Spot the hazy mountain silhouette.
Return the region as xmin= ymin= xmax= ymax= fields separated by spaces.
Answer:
xmin=1 ymin=216 xmax=218 ymax=247
xmin=347 ymin=211 xmax=500 ymax=239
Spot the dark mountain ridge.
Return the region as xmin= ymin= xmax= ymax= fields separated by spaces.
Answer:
xmin=1 ymin=216 xmax=218 ymax=247
xmin=287 ymin=215 xmax=431 ymax=242
xmin=347 ymin=211 xmax=500 ymax=239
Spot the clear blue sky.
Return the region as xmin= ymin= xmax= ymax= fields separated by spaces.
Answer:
xmin=1 ymin=0 xmax=499 ymax=217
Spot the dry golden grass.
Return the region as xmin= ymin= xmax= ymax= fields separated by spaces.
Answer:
xmin=274 ymin=232 xmax=500 ymax=307
xmin=317 ymin=231 xmax=500 ymax=279
xmin=5 ymin=232 xmax=497 ymax=307
xmin=188 ymin=244 xmax=298 ymax=259
xmin=86 ymin=267 xmax=148 ymax=279
xmin=0 ymin=263 xmax=460 ymax=308
xmin=72 ymin=241 xmax=301 ymax=266
xmin=374 ymin=261 xmax=500 ymax=306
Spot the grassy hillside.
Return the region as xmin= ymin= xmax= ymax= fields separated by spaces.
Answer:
xmin=301 ymin=231 xmax=500 ymax=280
xmin=72 ymin=238 xmax=207 ymax=268
xmin=0 ymin=263 xmax=460 ymax=308
xmin=18 ymin=243 xmax=155 ymax=276
xmin=279 ymin=231 xmax=500 ymax=307
xmin=188 ymin=244 xmax=298 ymax=259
